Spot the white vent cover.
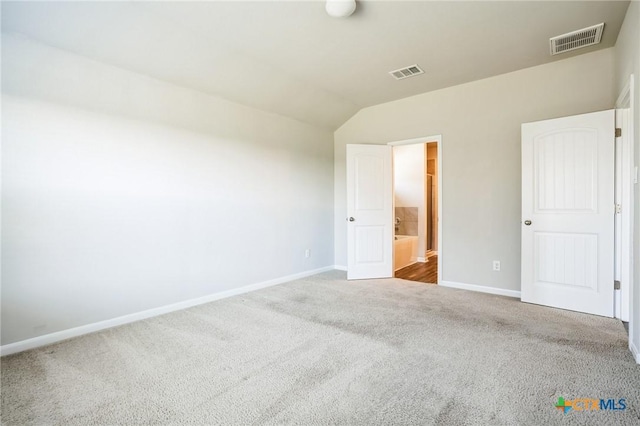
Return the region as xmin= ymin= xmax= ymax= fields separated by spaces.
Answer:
xmin=549 ymin=23 xmax=604 ymax=55
xmin=389 ymin=64 xmax=424 ymax=80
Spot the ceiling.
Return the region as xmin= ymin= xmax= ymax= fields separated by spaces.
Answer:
xmin=1 ymin=1 xmax=631 ymax=130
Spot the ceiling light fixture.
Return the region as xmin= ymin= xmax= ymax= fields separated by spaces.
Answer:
xmin=326 ymin=0 xmax=356 ymax=18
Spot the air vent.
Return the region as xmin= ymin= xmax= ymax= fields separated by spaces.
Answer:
xmin=549 ymin=23 xmax=604 ymax=55
xmin=389 ymin=64 xmax=424 ymax=80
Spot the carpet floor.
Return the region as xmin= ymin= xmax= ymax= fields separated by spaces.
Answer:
xmin=1 ymin=270 xmax=639 ymax=425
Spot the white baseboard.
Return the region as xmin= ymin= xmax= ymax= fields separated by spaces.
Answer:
xmin=334 ymin=265 xmax=347 ymax=271
xmin=631 ymin=341 xmax=640 ymax=364
xmin=440 ymin=280 xmax=521 ymax=299
xmin=0 ymin=265 xmax=335 ymax=357
xmin=416 ymin=257 xmax=427 ymax=263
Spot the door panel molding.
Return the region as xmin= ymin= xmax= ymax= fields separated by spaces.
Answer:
xmin=522 ymin=110 xmax=614 ymax=317
xmin=346 ymin=144 xmax=393 ymax=279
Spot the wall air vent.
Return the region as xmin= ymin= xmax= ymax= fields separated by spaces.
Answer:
xmin=549 ymin=23 xmax=604 ymax=55
xmin=389 ymin=64 xmax=424 ymax=80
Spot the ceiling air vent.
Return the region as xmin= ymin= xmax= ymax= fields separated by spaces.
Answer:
xmin=389 ymin=64 xmax=424 ymax=80
xmin=549 ymin=23 xmax=604 ymax=55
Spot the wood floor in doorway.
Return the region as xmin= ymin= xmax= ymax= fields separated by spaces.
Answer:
xmin=395 ymin=256 xmax=438 ymax=284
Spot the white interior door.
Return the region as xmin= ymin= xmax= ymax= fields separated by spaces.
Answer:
xmin=346 ymin=144 xmax=393 ymax=280
xmin=521 ymin=110 xmax=614 ymax=317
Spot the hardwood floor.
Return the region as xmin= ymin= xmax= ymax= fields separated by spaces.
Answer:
xmin=395 ymin=255 xmax=438 ymax=284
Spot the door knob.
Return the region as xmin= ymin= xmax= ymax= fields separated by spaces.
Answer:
xmin=348 ymin=217 xmax=355 ymax=222
xmin=524 ymin=220 xmax=532 ymax=226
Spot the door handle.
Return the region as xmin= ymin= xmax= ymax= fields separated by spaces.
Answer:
xmin=524 ymin=220 xmax=532 ymax=226
xmin=348 ymin=217 xmax=355 ymax=222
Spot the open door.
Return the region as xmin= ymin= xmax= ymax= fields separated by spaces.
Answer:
xmin=346 ymin=144 xmax=393 ymax=280
xmin=521 ymin=110 xmax=614 ymax=317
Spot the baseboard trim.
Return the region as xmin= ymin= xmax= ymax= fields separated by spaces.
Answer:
xmin=416 ymin=257 xmax=427 ymax=263
xmin=334 ymin=265 xmax=348 ymax=271
xmin=630 ymin=341 xmax=640 ymax=364
xmin=440 ymin=280 xmax=521 ymax=299
xmin=0 ymin=265 xmax=335 ymax=356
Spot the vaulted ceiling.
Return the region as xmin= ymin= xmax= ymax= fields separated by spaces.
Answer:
xmin=1 ymin=1 xmax=631 ymax=129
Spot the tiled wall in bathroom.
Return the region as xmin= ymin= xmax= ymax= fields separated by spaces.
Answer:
xmin=395 ymin=207 xmax=418 ymax=236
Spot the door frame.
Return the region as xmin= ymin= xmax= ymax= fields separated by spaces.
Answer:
xmin=614 ymin=75 xmax=635 ymax=327
xmin=388 ymin=135 xmax=443 ymax=284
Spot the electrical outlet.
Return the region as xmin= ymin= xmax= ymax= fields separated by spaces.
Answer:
xmin=492 ymin=261 xmax=501 ymax=271
xmin=305 ymin=249 xmax=311 ymax=258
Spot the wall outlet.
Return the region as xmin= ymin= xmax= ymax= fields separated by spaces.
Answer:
xmin=492 ymin=261 xmax=501 ymax=271
xmin=305 ymin=249 xmax=311 ymax=258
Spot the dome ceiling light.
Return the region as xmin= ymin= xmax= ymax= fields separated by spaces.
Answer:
xmin=326 ymin=0 xmax=357 ymax=18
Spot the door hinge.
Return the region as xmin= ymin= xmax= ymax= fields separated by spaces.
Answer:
xmin=615 ymin=204 xmax=622 ymax=214
xmin=615 ymin=128 xmax=622 ymax=137
xmin=614 ymin=280 xmax=621 ymax=290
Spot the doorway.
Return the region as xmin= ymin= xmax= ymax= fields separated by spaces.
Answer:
xmin=390 ymin=138 xmax=441 ymax=284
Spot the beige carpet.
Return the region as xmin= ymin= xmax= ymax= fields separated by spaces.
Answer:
xmin=2 ymin=270 xmax=639 ymax=425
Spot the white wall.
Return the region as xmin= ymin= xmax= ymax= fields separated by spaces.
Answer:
xmin=393 ymin=143 xmax=426 ymax=255
xmin=614 ymin=0 xmax=640 ymax=362
xmin=334 ymin=48 xmax=615 ymax=291
xmin=1 ymin=34 xmax=335 ymax=346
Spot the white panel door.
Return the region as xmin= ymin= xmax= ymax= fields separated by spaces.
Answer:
xmin=522 ymin=110 xmax=614 ymax=317
xmin=346 ymin=144 xmax=393 ymax=280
